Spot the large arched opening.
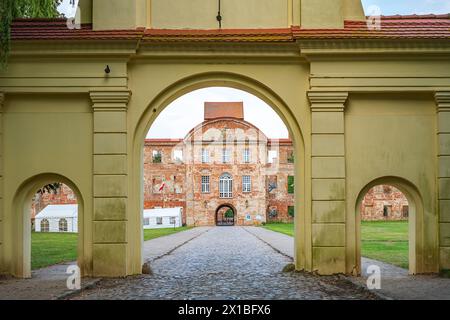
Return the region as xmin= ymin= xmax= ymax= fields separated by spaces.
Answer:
xmin=131 ymin=72 xmax=306 ymax=275
xmin=11 ymin=173 xmax=85 ymax=278
xmin=216 ymin=203 xmax=236 ymax=227
xmin=355 ymin=177 xmax=424 ymax=275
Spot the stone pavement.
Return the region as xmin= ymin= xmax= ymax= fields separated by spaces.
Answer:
xmin=0 ymin=262 xmax=98 ymax=300
xmin=245 ymin=227 xmax=450 ymax=300
xmin=73 ymin=227 xmax=376 ymax=300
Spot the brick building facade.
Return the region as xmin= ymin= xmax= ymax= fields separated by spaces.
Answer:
xmin=31 ymin=183 xmax=77 ymax=219
xmin=360 ymin=185 xmax=409 ymax=221
xmin=144 ymin=102 xmax=295 ymax=226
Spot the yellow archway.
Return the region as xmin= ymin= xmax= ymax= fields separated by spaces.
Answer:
xmin=130 ymin=71 xmax=307 ymax=274
xmin=10 ymin=173 xmax=85 ymax=278
xmin=354 ymin=176 xmax=425 ymax=275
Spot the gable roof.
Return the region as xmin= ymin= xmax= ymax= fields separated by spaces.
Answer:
xmin=35 ymin=204 xmax=78 ymax=219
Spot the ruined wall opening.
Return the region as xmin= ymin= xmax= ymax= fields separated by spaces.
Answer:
xmin=355 ymin=177 xmax=422 ymax=275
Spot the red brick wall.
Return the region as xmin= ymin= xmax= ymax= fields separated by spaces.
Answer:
xmin=360 ymin=185 xmax=409 ymax=221
xmin=31 ymin=184 xmax=77 ymax=219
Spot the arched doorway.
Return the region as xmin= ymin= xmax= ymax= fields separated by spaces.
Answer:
xmin=132 ymin=72 xmax=306 ymax=275
xmin=355 ymin=177 xmax=424 ymax=275
xmin=11 ymin=173 xmax=85 ymax=278
xmin=216 ymin=204 xmax=236 ymax=226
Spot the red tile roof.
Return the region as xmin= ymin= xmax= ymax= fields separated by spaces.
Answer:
xmin=10 ymin=14 xmax=450 ymax=42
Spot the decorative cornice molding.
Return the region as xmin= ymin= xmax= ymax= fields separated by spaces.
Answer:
xmin=90 ymin=91 xmax=131 ymax=111
xmin=308 ymin=92 xmax=349 ymax=111
xmin=435 ymin=92 xmax=450 ymax=111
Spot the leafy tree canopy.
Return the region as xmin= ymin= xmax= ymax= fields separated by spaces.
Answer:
xmin=1 ymin=0 xmax=62 ymax=69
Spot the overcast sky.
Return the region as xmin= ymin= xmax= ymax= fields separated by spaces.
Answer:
xmin=57 ymin=1 xmax=450 ymax=138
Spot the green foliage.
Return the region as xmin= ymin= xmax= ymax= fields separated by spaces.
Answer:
xmin=1 ymin=0 xmax=62 ymax=69
xmin=143 ymin=226 xmax=192 ymax=241
xmin=152 ymin=152 xmax=162 ymax=163
xmin=31 ymin=232 xmax=77 ymax=269
xmin=38 ymin=182 xmax=62 ymax=195
xmin=288 ymin=206 xmax=295 ymax=217
xmin=224 ymin=209 xmax=234 ymax=218
xmin=287 ymin=175 xmax=294 ymax=194
xmin=287 ymin=152 xmax=294 ymax=163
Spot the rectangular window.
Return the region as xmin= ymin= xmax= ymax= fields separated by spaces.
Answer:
xmin=173 ymin=149 xmax=183 ymax=162
xmin=156 ymin=217 xmax=163 ymax=225
xmin=242 ymin=175 xmax=251 ymax=193
xmin=222 ymin=148 xmax=231 ymax=163
xmin=287 ymin=151 xmax=294 ymax=163
xmin=288 ymin=206 xmax=295 ymax=217
xmin=201 ymin=148 xmax=209 ymax=163
xmin=170 ymin=217 xmax=176 ymax=225
xmin=383 ymin=205 xmax=391 ymax=217
xmin=288 ymin=176 xmax=294 ymax=194
xmin=143 ymin=218 xmax=150 ymax=226
xmin=152 ymin=150 xmax=162 ymax=163
xmin=402 ymin=205 xmax=409 ymax=218
xmin=243 ymin=148 xmax=251 ymax=163
xmin=201 ymin=176 xmax=210 ymax=193
xmin=268 ymin=150 xmax=278 ymax=163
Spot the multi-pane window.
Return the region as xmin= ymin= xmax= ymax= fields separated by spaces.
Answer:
xmin=41 ymin=219 xmax=49 ymax=232
xmin=243 ymin=148 xmax=251 ymax=163
xmin=143 ymin=218 xmax=150 ymax=226
xmin=156 ymin=217 xmax=163 ymax=225
xmin=170 ymin=217 xmax=176 ymax=225
xmin=219 ymin=173 xmax=233 ymax=198
xmin=222 ymin=148 xmax=231 ymax=163
xmin=152 ymin=150 xmax=162 ymax=163
xmin=59 ymin=218 xmax=68 ymax=232
xmin=242 ymin=175 xmax=251 ymax=193
xmin=201 ymin=176 xmax=210 ymax=193
xmin=201 ymin=148 xmax=209 ymax=163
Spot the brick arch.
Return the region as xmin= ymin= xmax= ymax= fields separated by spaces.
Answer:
xmin=131 ymin=71 xmax=306 ymax=275
xmin=10 ymin=173 xmax=86 ymax=278
xmin=215 ymin=203 xmax=237 ymax=227
xmin=354 ymin=176 xmax=426 ymax=275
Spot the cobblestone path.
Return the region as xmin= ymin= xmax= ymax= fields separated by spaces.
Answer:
xmin=73 ymin=227 xmax=376 ymax=300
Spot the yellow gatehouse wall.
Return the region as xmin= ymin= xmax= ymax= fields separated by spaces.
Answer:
xmin=0 ymin=0 xmax=448 ymax=278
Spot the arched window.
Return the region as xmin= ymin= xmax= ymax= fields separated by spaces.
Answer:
xmin=219 ymin=173 xmax=233 ymax=198
xmin=59 ymin=218 xmax=68 ymax=232
xmin=41 ymin=219 xmax=49 ymax=232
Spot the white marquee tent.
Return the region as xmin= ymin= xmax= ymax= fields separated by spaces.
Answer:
xmin=143 ymin=207 xmax=183 ymax=229
xmin=35 ymin=204 xmax=78 ymax=233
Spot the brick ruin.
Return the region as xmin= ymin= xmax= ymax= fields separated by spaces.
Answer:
xmin=31 ymin=103 xmax=409 ymax=226
xmin=360 ymin=185 xmax=409 ymax=221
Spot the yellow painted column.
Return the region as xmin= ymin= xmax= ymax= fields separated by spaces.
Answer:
xmin=0 ymin=93 xmax=3 ymax=273
xmin=308 ymin=92 xmax=348 ymax=275
xmin=436 ymin=92 xmax=450 ymax=271
xmin=90 ymin=91 xmax=130 ymax=277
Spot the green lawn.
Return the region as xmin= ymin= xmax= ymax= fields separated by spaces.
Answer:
xmin=143 ymin=226 xmax=192 ymax=241
xmin=361 ymin=221 xmax=409 ymax=269
xmin=31 ymin=227 xmax=192 ymax=270
xmin=31 ymin=232 xmax=78 ymax=270
xmin=263 ymin=221 xmax=409 ymax=269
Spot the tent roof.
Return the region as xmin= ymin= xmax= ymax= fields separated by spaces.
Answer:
xmin=143 ymin=207 xmax=182 ymax=218
xmin=35 ymin=204 xmax=78 ymax=219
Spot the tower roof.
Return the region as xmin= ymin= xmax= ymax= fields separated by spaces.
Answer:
xmin=204 ymin=102 xmax=244 ymax=120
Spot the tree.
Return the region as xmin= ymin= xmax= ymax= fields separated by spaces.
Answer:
xmin=0 ymin=0 xmax=62 ymax=69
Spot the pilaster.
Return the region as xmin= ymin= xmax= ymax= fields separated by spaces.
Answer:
xmin=90 ymin=90 xmax=130 ymax=277
xmin=308 ymin=91 xmax=348 ymax=274
xmin=436 ymin=92 xmax=450 ymax=270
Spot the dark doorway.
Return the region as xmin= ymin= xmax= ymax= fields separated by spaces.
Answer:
xmin=216 ymin=205 xmax=235 ymax=226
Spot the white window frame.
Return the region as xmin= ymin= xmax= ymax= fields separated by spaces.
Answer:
xmin=173 ymin=149 xmax=183 ymax=162
xmin=243 ymin=148 xmax=251 ymax=163
xmin=222 ymin=148 xmax=231 ymax=163
xmin=201 ymin=176 xmax=210 ymax=193
xmin=242 ymin=175 xmax=251 ymax=193
xmin=59 ymin=218 xmax=68 ymax=232
xmin=219 ymin=173 xmax=233 ymax=198
xmin=156 ymin=217 xmax=163 ymax=225
xmin=201 ymin=148 xmax=209 ymax=163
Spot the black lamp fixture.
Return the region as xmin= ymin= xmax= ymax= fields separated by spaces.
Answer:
xmin=104 ymin=65 xmax=111 ymax=74
xmin=216 ymin=0 xmax=222 ymax=28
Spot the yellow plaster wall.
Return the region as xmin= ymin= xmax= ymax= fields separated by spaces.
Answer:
xmin=345 ymin=93 xmax=439 ymax=273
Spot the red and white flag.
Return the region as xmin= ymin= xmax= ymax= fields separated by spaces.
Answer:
xmin=158 ymin=182 xmax=166 ymax=192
